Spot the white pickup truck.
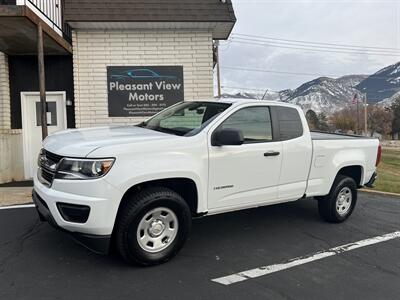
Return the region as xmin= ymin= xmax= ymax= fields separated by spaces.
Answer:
xmin=33 ymin=99 xmax=381 ymax=265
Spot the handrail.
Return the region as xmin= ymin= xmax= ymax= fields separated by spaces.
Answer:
xmin=24 ymin=0 xmax=72 ymax=43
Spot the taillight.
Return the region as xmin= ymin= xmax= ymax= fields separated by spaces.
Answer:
xmin=375 ymin=144 xmax=382 ymax=167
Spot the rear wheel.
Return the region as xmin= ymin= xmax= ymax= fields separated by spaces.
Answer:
xmin=318 ymin=175 xmax=357 ymax=223
xmin=115 ymin=187 xmax=192 ymax=266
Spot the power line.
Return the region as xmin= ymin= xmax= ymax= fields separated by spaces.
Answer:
xmin=221 ymin=65 xmax=395 ymax=81
xmin=230 ymin=37 xmax=400 ymax=55
xmin=222 ymin=85 xmax=281 ymax=93
xmin=232 ymin=33 xmax=400 ymax=52
xmin=233 ymin=1 xmax=399 ymax=4
xmin=222 ymin=85 xmax=266 ymax=91
xmin=221 ymin=66 xmax=341 ymax=77
xmin=228 ymin=38 xmax=400 ymax=57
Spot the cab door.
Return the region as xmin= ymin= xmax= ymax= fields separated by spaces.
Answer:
xmin=207 ymin=105 xmax=283 ymax=211
xmin=272 ymin=106 xmax=312 ymax=200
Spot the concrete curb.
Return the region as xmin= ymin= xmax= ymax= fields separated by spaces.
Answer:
xmin=360 ymin=189 xmax=400 ymax=198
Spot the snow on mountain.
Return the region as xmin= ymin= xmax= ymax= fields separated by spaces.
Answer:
xmin=280 ymin=75 xmax=367 ymax=113
xmin=221 ymin=88 xmax=282 ymax=101
xmin=221 ymin=76 xmax=366 ymax=114
xmin=376 ymin=91 xmax=400 ymax=108
xmin=356 ymin=61 xmax=400 ymax=104
xmin=221 ymin=62 xmax=400 ymax=114
xmin=221 ymin=90 xmax=263 ymax=100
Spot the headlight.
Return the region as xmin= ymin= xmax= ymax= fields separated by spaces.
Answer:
xmin=55 ymin=158 xmax=115 ymax=180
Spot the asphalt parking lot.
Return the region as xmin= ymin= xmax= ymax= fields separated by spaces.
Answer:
xmin=0 ymin=192 xmax=399 ymax=300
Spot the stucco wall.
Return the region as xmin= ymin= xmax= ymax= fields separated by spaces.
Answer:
xmin=72 ymin=29 xmax=214 ymax=127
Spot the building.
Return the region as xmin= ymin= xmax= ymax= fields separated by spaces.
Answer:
xmin=0 ymin=0 xmax=236 ymax=183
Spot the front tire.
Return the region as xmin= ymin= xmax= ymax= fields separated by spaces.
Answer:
xmin=317 ymin=175 xmax=357 ymax=223
xmin=115 ymin=187 xmax=192 ymax=266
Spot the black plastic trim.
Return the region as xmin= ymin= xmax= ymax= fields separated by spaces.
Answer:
xmin=365 ymin=172 xmax=378 ymax=188
xmin=32 ymin=190 xmax=110 ymax=254
xmin=56 ymin=202 xmax=90 ymax=223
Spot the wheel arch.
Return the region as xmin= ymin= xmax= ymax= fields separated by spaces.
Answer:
xmin=116 ymin=177 xmax=200 ymax=219
xmin=336 ymin=165 xmax=364 ymax=187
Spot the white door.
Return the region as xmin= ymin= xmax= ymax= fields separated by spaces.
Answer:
xmin=208 ymin=106 xmax=283 ymax=211
xmin=21 ymin=92 xmax=67 ymax=179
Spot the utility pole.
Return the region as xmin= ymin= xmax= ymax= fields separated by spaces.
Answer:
xmin=215 ymin=40 xmax=222 ymax=98
xmin=364 ymin=93 xmax=368 ymax=136
xmin=37 ymin=22 xmax=48 ymax=139
xmin=356 ymin=96 xmax=359 ymax=135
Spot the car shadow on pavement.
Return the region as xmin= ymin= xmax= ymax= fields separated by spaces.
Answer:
xmin=30 ymin=198 xmax=322 ymax=268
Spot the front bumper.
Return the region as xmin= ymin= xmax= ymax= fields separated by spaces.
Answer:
xmin=33 ymin=170 xmax=124 ymax=254
xmin=33 ymin=190 xmax=111 ymax=254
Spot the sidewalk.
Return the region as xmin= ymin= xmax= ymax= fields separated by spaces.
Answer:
xmin=0 ymin=186 xmax=33 ymax=207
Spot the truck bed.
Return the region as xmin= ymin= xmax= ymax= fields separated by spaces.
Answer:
xmin=306 ymin=130 xmax=379 ymax=197
xmin=311 ymin=131 xmax=375 ymax=140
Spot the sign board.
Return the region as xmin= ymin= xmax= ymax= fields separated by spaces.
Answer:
xmin=107 ymin=66 xmax=184 ymax=117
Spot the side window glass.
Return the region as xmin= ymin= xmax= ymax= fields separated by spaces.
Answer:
xmin=219 ymin=107 xmax=273 ymax=143
xmin=277 ymin=107 xmax=303 ymax=140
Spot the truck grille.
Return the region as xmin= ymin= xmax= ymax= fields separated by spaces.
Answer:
xmin=44 ymin=150 xmax=63 ymax=164
xmin=38 ymin=149 xmax=64 ymax=187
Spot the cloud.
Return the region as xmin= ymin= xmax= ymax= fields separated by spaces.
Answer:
xmin=218 ymin=0 xmax=400 ymax=92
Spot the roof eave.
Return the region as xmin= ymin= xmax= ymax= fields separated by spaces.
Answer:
xmin=66 ymin=21 xmax=236 ymax=40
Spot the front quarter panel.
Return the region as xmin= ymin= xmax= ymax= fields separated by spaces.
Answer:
xmin=89 ymin=134 xmax=209 ymax=213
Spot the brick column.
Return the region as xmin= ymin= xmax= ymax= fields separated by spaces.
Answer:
xmin=0 ymin=52 xmax=24 ymax=183
xmin=0 ymin=52 xmax=11 ymax=132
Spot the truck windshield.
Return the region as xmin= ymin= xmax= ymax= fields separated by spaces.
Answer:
xmin=138 ymin=101 xmax=231 ymax=136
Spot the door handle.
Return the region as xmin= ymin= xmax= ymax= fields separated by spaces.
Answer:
xmin=264 ymin=151 xmax=280 ymax=157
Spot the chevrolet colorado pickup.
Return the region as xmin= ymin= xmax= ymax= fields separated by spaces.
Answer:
xmin=33 ymin=99 xmax=381 ymax=265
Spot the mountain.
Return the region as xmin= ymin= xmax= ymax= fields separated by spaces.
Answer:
xmin=376 ymin=91 xmax=400 ymax=108
xmin=222 ymin=75 xmax=367 ymax=113
xmin=280 ymin=75 xmax=367 ymax=113
xmin=221 ymin=91 xmax=264 ymax=99
xmin=356 ymin=62 xmax=400 ymax=104
xmin=221 ymin=62 xmax=400 ymax=114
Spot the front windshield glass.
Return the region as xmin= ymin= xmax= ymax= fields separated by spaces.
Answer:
xmin=138 ymin=101 xmax=231 ymax=136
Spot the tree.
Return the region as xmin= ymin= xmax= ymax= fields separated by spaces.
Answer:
xmin=330 ymin=107 xmax=357 ymax=133
xmin=367 ymin=106 xmax=392 ymax=137
xmin=392 ymin=95 xmax=400 ymax=139
xmin=317 ymin=112 xmax=329 ymax=131
xmin=305 ymin=110 xmax=319 ymax=130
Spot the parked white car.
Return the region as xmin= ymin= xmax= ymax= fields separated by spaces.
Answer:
xmin=33 ymin=99 xmax=381 ymax=265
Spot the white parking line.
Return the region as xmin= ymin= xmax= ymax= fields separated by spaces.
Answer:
xmin=0 ymin=204 xmax=35 ymax=210
xmin=212 ymin=231 xmax=400 ymax=286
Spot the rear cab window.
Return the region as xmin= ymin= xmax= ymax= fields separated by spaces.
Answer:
xmin=274 ymin=106 xmax=303 ymax=141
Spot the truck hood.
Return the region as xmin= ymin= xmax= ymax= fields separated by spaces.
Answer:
xmin=43 ymin=126 xmax=173 ymax=157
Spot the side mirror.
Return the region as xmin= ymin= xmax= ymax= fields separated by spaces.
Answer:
xmin=212 ymin=128 xmax=244 ymax=146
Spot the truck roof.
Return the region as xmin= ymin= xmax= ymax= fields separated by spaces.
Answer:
xmin=194 ymin=98 xmax=300 ymax=108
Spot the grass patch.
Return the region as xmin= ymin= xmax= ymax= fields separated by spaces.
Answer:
xmin=373 ymin=148 xmax=400 ymax=194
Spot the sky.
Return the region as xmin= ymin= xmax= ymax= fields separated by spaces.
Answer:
xmin=218 ymin=0 xmax=400 ymax=93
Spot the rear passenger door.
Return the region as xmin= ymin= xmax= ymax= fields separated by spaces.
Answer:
xmin=271 ymin=106 xmax=312 ymax=200
xmin=208 ymin=105 xmax=283 ymax=211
